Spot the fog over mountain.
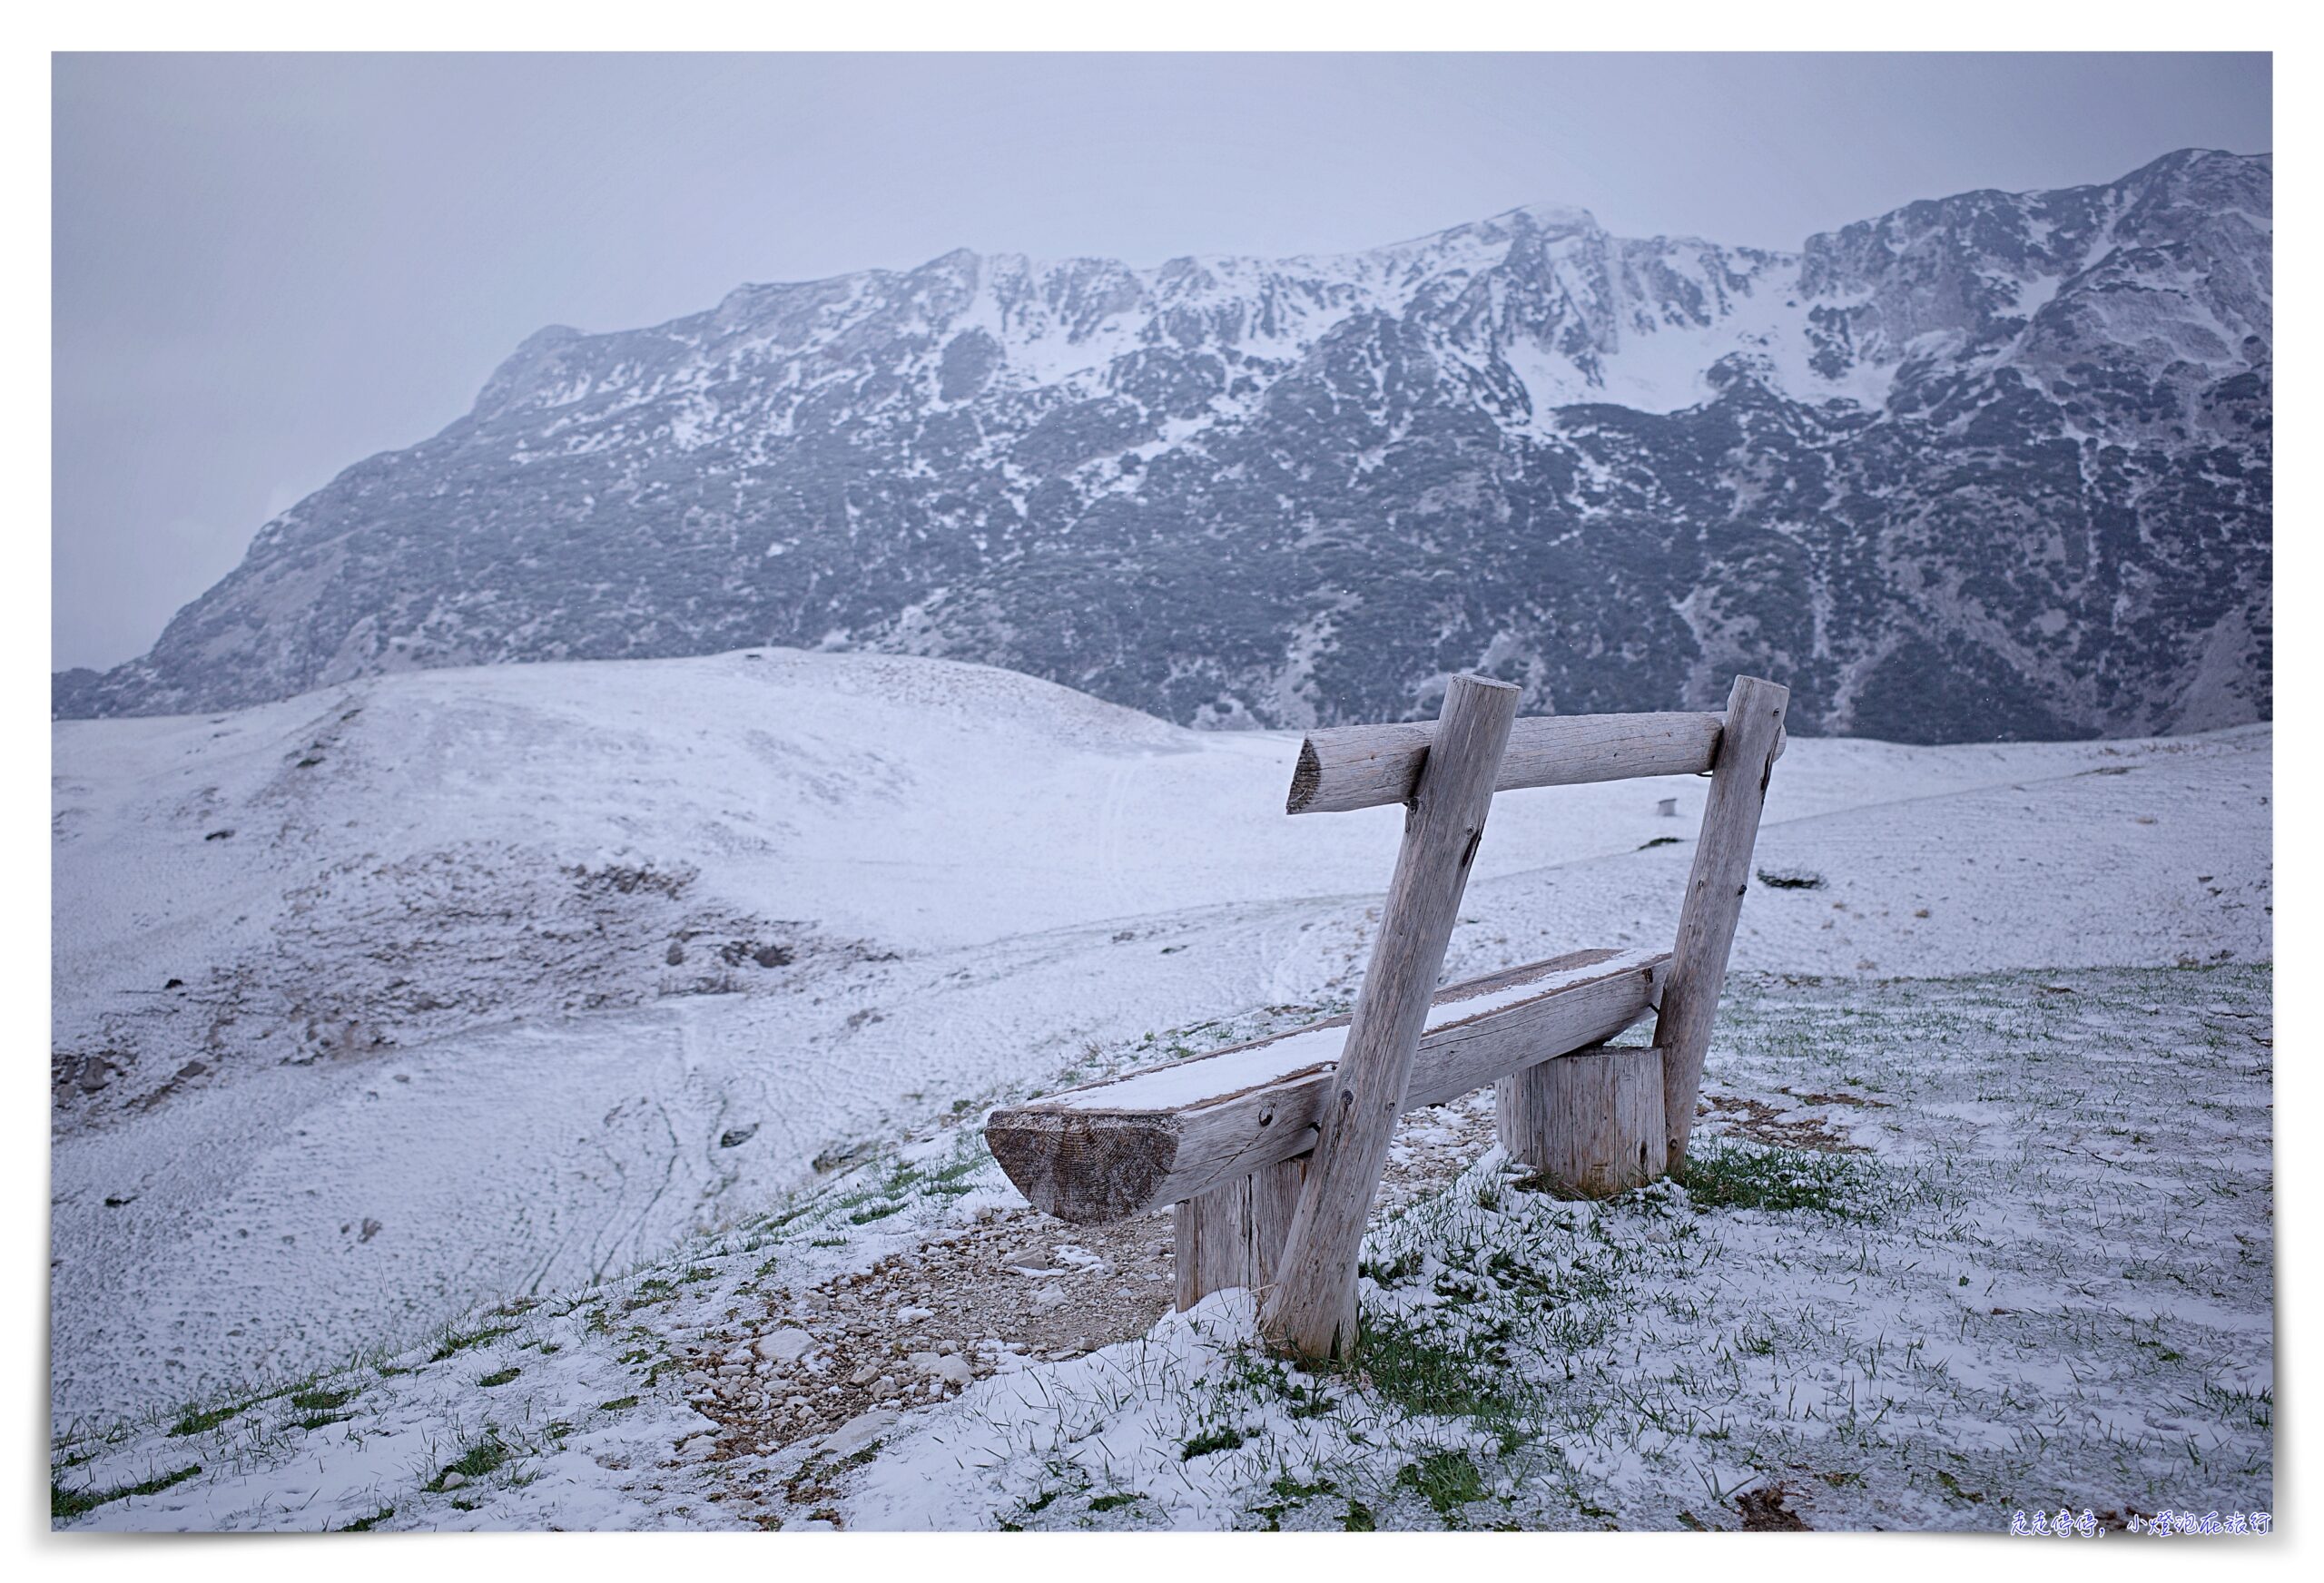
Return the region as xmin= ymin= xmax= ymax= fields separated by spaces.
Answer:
xmin=54 ymin=148 xmax=2270 ymax=742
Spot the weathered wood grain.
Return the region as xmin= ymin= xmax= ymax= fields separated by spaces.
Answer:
xmin=1262 ymin=674 xmax=1520 ymax=1360
xmin=985 ymin=946 xmax=1668 ymax=1223
xmin=1287 ymin=710 xmax=1748 ymax=815
xmin=1654 ymin=674 xmax=1789 ymax=1163
xmin=1173 ymin=1155 xmax=1305 ymax=1311
xmin=1497 ymin=1044 xmax=1668 ymax=1197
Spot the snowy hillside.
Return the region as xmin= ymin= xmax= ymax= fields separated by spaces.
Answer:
xmin=57 ymin=150 xmax=2270 ymax=742
xmin=53 ymin=651 xmax=2270 ymax=1475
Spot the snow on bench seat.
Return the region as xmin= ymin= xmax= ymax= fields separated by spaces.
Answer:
xmin=986 ymin=946 xmax=1667 ymax=1224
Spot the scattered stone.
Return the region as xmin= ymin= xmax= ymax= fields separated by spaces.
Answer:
xmin=825 ymin=1410 xmax=894 ymax=1457
xmin=756 ymin=1329 xmax=813 ymax=1364
xmin=719 ymin=1124 xmax=759 ymax=1149
xmin=666 ymin=941 xmax=687 ymax=966
xmin=438 ymin=1472 xmax=468 ymax=1490
xmin=1029 ymin=1283 xmax=1068 ymax=1313
xmin=812 ymin=1142 xmax=872 ymax=1175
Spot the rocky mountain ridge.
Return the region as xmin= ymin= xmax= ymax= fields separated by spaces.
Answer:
xmin=56 ymin=147 xmax=2271 ymax=742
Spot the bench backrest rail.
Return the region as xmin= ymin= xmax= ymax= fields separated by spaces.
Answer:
xmin=1287 ymin=708 xmax=1787 ymax=816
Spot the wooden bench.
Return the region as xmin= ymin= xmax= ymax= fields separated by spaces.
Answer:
xmin=988 ymin=674 xmax=1789 ymax=1359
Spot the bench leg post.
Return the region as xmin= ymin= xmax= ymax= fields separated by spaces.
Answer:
xmin=1262 ymin=674 xmax=1521 ymax=1361
xmin=1496 ymin=1047 xmax=1667 ymax=1197
xmin=1174 ymin=1155 xmax=1305 ymax=1311
xmin=1655 ymin=675 xmax=1789 ymax=1166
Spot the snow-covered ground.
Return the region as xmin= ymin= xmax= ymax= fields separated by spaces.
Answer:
xmin=50 ymin=650 xmax=2271 ymax=1529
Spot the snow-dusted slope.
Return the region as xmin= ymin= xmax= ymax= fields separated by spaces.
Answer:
xmin=58 ymin=150 xmax=2270 ymax=742
xmin=52 ymin=652 xmax=2270 ymax=1429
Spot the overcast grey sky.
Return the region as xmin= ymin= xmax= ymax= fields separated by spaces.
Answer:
xmin=52 ymin=52 xmax=2270 ymax=671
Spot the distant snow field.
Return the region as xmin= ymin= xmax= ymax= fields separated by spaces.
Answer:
xmin=50 ymin=650 xmax=2271 ymax=1529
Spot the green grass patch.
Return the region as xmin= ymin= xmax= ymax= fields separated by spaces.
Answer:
xmin=599 ymin=1395 xmax=639 ymax=1411
xmin=1180 ymin=1425 xmax=1246 ymax=1460
xmin=167 ymin=1401 xmax=246 ymax=1438
xmin=341 ymin=1505 xmax=395 ymax=1531
xmin=1088 ymin=1490 xmax=1146 ymax=1511
xmin=428 ymin=1324 xmax=515 ymax=1362
xmin=1675 ymin=1139 xmax=1881 ymax=1216
xmin=53 ymin=1462 xmax=202 ymax=1520
xmin=1396 ymin=1450 xmax=1487 ymax=1516
xmin=425 ymin=1433 xmax=510 ymax=1492
xmin=290 ymin=1386 xmax=356 ymax=1412
xmin=478 ymin=1367 xmax=520 ymax=1388
xmin=1347 ymin=1310 xmax=1531 ymax=1441
xmin=1252 ymin=1473 xmax=1340 ymax=1529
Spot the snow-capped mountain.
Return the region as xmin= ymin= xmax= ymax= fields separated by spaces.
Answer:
xmin=55 ymin=148 xmax=2270 ymax=741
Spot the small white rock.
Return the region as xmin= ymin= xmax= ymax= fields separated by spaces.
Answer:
xmin=826 ymin=1409 xmax=896 ymax=1456
xmin=755 ymin=1328 xmax=813 ymax=1363
xmin=1029 ymin=1282 xmax=1068 ymax=1313
xmin=895 ymin=1305 xmax=936 ymax=1324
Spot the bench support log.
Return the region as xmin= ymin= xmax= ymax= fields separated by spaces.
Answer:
xmin=1497 ymin=1046 xmax=1667 ymax=1197
xmin=1262 ymin=673 xmax=1520 ymax=1361
xmin=1653 ymin=674 xmax=1790 ymax=1165
xmin=1173 ymin=1155 xmax=1305 ymax=1311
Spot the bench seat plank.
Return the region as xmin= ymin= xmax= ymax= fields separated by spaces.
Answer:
xmin=986 ymin=945 xmax=1667 ymax=1224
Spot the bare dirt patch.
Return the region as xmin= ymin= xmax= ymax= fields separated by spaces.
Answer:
xmin=1696 ymin=1092 xmax=1867 ymax=1154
